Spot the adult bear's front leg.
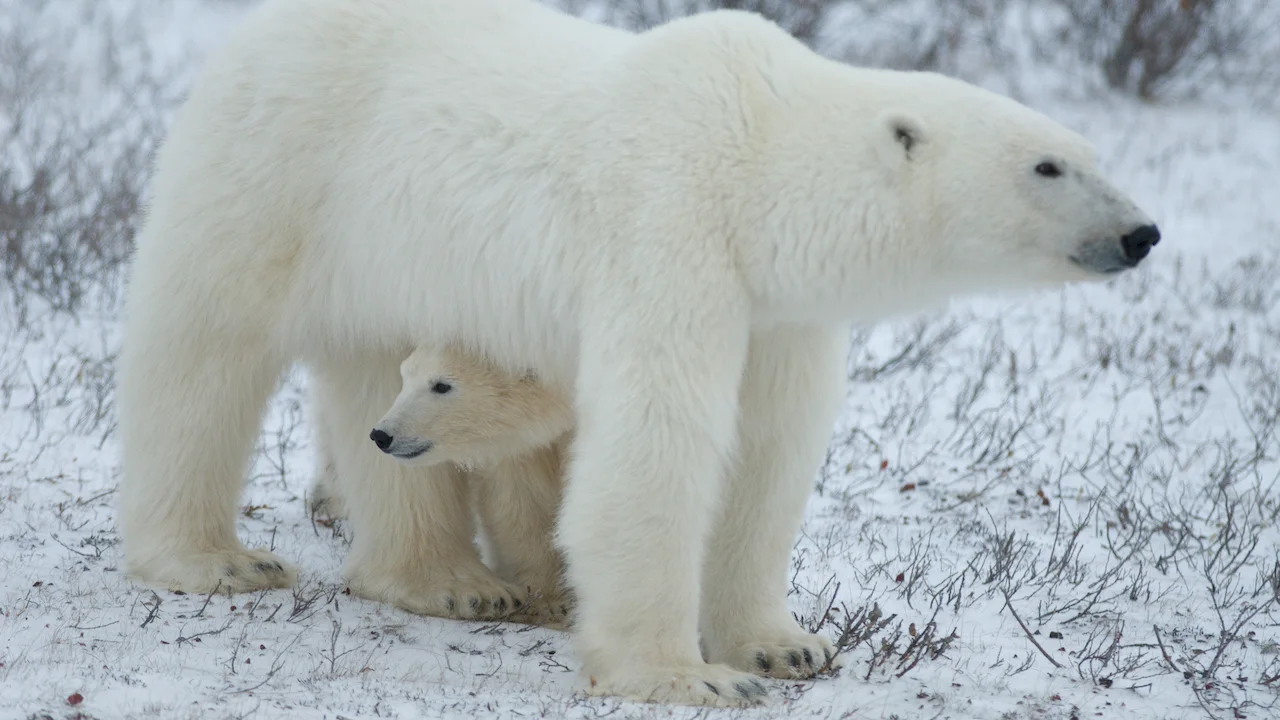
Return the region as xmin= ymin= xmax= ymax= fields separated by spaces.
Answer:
xmin=699 ymin=325 xmax=849 ymax=679
xmin=555 ymin=278 xmax=769 ymax=707
xmin=311 ymin=358 xmax=524 ymax=620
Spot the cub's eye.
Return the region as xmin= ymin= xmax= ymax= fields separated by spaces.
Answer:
xmin=431 ymin=381 xmax=453 ymax=395
xmin=1035 ymin=162 xmax=1062 ymax=178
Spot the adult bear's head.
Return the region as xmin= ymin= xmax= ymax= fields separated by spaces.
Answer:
xmin=861 ymin=72 xmax=1159 ymax=291
xmin=737 ymin=61 xmax=1161 ymax=321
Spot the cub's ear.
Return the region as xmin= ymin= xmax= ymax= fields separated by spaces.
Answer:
xmin=874 ymin=111 xmax=928 ymax=170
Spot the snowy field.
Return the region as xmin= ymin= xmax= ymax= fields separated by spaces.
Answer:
xmin=2 ymin=1 xmax=1278 ymax=719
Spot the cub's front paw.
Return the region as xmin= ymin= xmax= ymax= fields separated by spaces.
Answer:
xmin=348 ymin=561 xmax=526 ymax=621
xmin=509 ymin=593 xmax=571 ymax=630
xmin=586 ymin=662 xmax=770 ymax=708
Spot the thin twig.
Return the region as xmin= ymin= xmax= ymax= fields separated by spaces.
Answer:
xmin=1152 ymin=625 xmax=1182 ymax=675
xmin=1001 ymin=588 xmax=1063 ymax=669
xmin=139 ymin=591 xmax=162 ymax=629
xmin=194 ymin=579 xmax=222 ymax=619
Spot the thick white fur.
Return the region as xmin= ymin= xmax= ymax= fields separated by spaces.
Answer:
xmin=116 ymin=0 xmax=1157 ymax=706
xmin=312 ymin=345 xmax=575 ymax=624
xmin=307 ymin=404 xmax=345 ymax=519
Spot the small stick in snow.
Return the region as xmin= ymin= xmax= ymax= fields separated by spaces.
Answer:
xmin=195 ymin=579 xmax=223 ymax=619
xmin=140 ymin=591 xmax=162 ymax=629
xmin=1000 ymin=588 xmax=1063 ymax=669
xmin=1153 ymin=624 xmax=1182 ymax=675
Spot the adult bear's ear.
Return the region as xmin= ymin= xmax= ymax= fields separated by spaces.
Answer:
xmin=874 ymin=111 xmax=928 ymax=169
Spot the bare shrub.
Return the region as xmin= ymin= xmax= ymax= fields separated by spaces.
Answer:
xmin=588 ymin=1 xmax=1279 ymax=101
xmin=1044 ymin=0 xmax=1280 ymax=100
xmin=591 ymin=0 xmax=1014 ymax=78
xmin=0 ymin=0 xmax=179 ymax=316
xmin=593 ymin=0 xmax=834 ymax=41
xmin=820 ymin=0 xmax=1014 ymax=76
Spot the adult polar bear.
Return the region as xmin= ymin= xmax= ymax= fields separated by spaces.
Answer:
xmin=116 ymin=0 xmax=1159 ymax=706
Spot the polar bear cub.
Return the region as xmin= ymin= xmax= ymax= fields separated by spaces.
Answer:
xmin=311 ymin=345 xmax=575 ymax=623
xmin=369 ymin=346 xmax=574 ymax=469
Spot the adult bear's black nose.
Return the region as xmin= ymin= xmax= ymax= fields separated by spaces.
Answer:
xmin=370 ymin=429 xmax=393 ymax=451
xmin=1121 ymin=224 xmax=1161 ymax=263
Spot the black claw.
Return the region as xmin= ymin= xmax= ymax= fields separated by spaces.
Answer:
xmin=752 ymin=680 xmax=767 ymax=696
xmin=788 ymin=650 xmax=802 ymax=668
xmin=468 ymin=597 xmax=481 ymax=611
xmin=756 ymin=652 xmax=771 ymax=672
xmin=494 ymin=598 xmax=507 ymax=613
xmin=803 ymin=648 xmax=814 ymax=667
xmin=445 ymin=597 xmax=456 ymax=612
xmin=823 ymin=647 xmax=834 ymax=665
xmin=734 ymin=682 xmax=756 ymax=699
xmin=223 ymin=564 xmax=238 ymax=578
xmin=253 ymin=561 xmax=279 ymax=574
xmin=704 ymin=681 xmax=720 ymax=696
xmin=512 ymin=597 xmax=523 ymax=609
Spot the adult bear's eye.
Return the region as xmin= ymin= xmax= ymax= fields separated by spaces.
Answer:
xmin=431 ymin=381 xmax=453 ymax=394
xmin=1035 ymin=162 xmax=1062 ymax=178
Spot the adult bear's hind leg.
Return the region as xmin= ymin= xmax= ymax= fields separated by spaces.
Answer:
xmin=116 ymin=285 xmax=296 ymax=594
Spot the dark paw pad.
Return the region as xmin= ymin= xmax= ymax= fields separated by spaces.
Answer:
xmin=756 ymin=652 xmax=771 ymax=672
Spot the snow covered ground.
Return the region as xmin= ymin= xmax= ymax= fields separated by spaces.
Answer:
xmin=1 ymin=2 xmax=1277 ymax=719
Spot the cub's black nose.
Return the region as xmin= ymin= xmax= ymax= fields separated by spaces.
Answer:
xmin=1121 ymin=224 xmax=1161 ymax=263
xmin=369 ymin=429 xmax=393 ymax=451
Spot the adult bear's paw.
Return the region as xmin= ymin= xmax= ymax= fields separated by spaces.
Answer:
xmin=715 ymin=629 xmax=843 ymax=680
xmin=129 ymin=546 xmax=298 ymax=594
xmin=585 ymin=662 xmax=771 ymax=708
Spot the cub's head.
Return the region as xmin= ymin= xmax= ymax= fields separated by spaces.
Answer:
xmin=369 ymin=346 xmax=573 ymax=468
xmin=861 ymin=73 xmax=1160 ymax=294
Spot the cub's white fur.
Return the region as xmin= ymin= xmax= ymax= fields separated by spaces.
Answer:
xmin=371 ymin=346 xmax=574 ymax=469
xmin=311 ymin=345 xmax=574 ymax=624
xmin=116 ymin=0 xmax=1158 ymax=706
